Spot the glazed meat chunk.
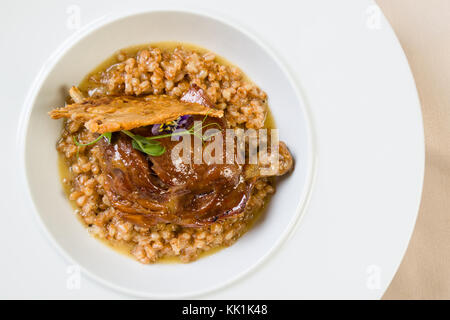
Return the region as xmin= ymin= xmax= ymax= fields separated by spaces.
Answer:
xmin=97 ymin=114 xmax=254 ymax=227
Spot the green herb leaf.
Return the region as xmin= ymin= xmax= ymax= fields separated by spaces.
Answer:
xmin=73 ymin=132 xmax=112 ymax=147
xmin=122 ymin=130 xmax=166 ymax=156
xmin=131 ymin=140 xmax=166 ymax=156
xmin=103 ymin=132 xmax=112 ymax=143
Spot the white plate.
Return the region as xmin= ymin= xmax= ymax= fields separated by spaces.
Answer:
xmin=9 ymin=0 xmax=424 ymax=299
xmin=21 ymin=10 xmax=314 ymax=298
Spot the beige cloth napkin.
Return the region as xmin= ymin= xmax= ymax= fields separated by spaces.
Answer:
xmin=375 ymin=0 xmax=450 ymax=299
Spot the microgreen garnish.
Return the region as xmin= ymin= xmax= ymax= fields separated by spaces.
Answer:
xmin=144 ymin=119 xmax=221 ymax=144
xmin=73 ymin=132 xmax=112 ymax=146
xmin=73 ymin=132 xmax=112 ymax=159
xmin=121 ymin=130 xmax=166 ymax=157
xmin=71 ymin=114 xmax=221 ymax=158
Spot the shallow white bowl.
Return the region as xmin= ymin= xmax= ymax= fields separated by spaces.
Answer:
xmin=21 ymin=9 xmax=314 ymax=298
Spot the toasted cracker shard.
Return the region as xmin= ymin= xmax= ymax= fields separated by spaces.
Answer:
xmin=49 ymin=93 xmax=223 ymax=133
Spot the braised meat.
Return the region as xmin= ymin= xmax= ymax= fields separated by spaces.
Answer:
xmin=90 ymin=85 xmax=254 ymax=227
xmin=97 ymin=114 xmax=254 ymax=227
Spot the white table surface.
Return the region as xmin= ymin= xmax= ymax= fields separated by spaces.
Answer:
xmin=0 ymin=0 xmax=423 ymax=299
